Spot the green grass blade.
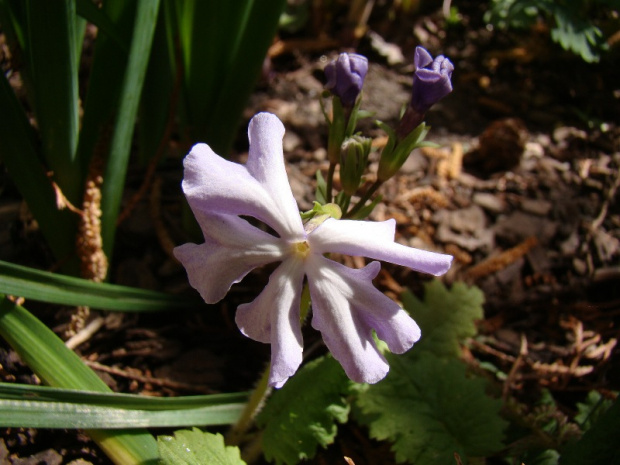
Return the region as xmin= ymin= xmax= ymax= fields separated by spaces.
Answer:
xmin=205 ymin=0 xmax=285 ymax=155
xmin=0 ymin=260 xmax=201 ymax=311
xmin=0 ymin=383 xmax=248 ymax=409
xmin=137 ymin=4 xmax=174 ymax=165
xmin=177 ymin=0 xmax=285 ymax=155
xmin=100 ymin=0 xmax=160 ymax=260
xmin=25 ymin=0 xmax=82 ymax=206
xmin=0 ymin=398 xmax=244 ymax=429
xmin=76 ymin=0 xmax=128 ymax=52
xmin=0 ymin=71 xmax=77 ymax=264
xmin=0 ymin=296 xmax=159 ymax=464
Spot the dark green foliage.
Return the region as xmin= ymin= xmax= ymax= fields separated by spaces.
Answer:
xmin=355 ymin=282 xmax=506 ymax=464
xmin=256 ymin=356 xmax=351 ymax=465
xmin=158 ymin=430 xmax=245 ymax=465
xmin=356 ymin=353 xmax=507 ymax=464
xmin=485 ymin=0 xmax=612 ymax=62
xmin=560 ymin=398 xmax=620 ymax=465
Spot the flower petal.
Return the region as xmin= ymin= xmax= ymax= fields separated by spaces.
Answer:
xmin=309 ymin=218 xmax=453 ymax=276
xmin=246 ymin=113 xmax=304 ymax=238
xmin=181 ymin=113 xmax=304 ymax=240
xmin=236 ymin=258 xmax=305 ymax=388
xmin=173 ymin=213 xmax=286 ymax=303
xmin=307 ymin=255 xmax=418 ymax=384
xmin=414 ymin=46 xmax=433 ymax=69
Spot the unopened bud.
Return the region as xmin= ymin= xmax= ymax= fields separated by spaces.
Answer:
xmin=324 ymin=53 xmax=369 ymax=107
xmin=340 ymin=136 xmax=371 ymax=196
xmin=396 ymin=47 xmax=453 ymax=139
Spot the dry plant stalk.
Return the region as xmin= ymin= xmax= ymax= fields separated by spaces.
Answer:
xmin=397 ymin=185 xmax=449 ymax=209
xmin=465 ymin=236 xmax=538 ymax=281
xmin=437 ymin=142 xmax=463 ymax=180
xmin=68 ymin=154 xmax=108 ymax=339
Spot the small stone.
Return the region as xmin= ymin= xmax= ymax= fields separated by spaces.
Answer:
xmin=12 ymin=449 xmax=62 ymax=465
xmin=400 ymin=151 xmax=428 ymax=174
xmin=520 ymin=198 xmax=552 ymax=216
xmin=473 ymin=192 xmax=506 ymax=214
xmin=560 ymin=232 xmax=580 ymax=255
xmin=494 ymin=211 xmax=558 ymax=245
xmin=573 ymin=258 xmax=587 ymax=275
xmin=496 ymin=257 xmax=524 ymax=285
xmin=436 ymin=205 xmax=487 ymax=234
xmin=593 ymin=229 xmax=619 ymax=262
xmin=282 ymin=130 xmax=301 ymax=152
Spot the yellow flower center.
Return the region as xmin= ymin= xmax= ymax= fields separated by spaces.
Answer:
xmin=292 ymin=241 xmax=310 ymax=259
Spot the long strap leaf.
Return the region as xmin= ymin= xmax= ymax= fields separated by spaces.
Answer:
xmin=100 ymin=0 xmax=161 ymax=259
xmin=0 ymin=399 xmax=244 ymax=429
xmin=0 ymin=296 xmax=159 ymax=464
xmin=0 ymin=383 xmax=248 ymax=409
xmin=0 ymin=71 xmax=77 ymax=264
xmin=25 ymin=0 xmax=82 ymax=205
xmin=0 ymin=259 xmax=201 ymax=311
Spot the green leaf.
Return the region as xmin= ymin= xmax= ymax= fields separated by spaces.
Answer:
xmin=0 ymin=259 xmax=201 ymax=312
xmin=100 ymin=0 xmax=161 ymax=260
xmin=256 ymin=356 xmax=351 ymax=465
xmin=0 ymin=383 xmax=247 ymax=428
xmin=0 ymin=382 xmax=248 ymax=410
xmin=76 ymin=0 xmax=129 ymax=51
xmin=158 ymin=429 xmax=246 ymax=465
xmin=356 ymin=352 xmax=507 ymax=464
xmin=560 ymin=398 xmax=620 ymax=465
xmin=574 ymin=390 xmax=615 ymax=431
xmin=401 ymin=281 xmax=484 ymax=358
xmin=177 ymin=0 xmax=286 ymax=155
xmin=348 ymin=194 xmax=382 ymax=220
xmin=0 ymin=69 xmax=77 ymax=264
xmin=523 ymin=449 xmax=560 ymax=465
xmin=550 ymin=6 xmax=604 ymax=63
xmin=315 ymin=170 xmax=327 ymax=205
xmin=0 ymin=395 xmax=244 ymax=429
xmin=0 ymin=296 xmax=159 ymax=464
xmin=25 ymin=0 xmax=82 ymax=206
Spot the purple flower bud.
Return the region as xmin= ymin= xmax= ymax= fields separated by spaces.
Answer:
xmin=324 ymin=53 xmax=369 ymax=106
xmin=396 ymin=47 xmax=454 ymax=139
xmin=410 ymin=47 xmax=454 ymax=112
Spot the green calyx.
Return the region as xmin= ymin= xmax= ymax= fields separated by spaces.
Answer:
xmin=300 ymin=202 xmax=342 ymax=233
xmin=340 ymin=135 xmax=371 ymax=196
xmin=377 ymin=121 xmax=433 ymax=182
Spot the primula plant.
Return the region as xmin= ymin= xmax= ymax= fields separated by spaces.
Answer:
xmin=2 ymin=19 xmax=615 ymax=463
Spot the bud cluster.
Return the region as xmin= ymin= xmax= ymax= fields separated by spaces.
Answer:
xmin=320 ymin=47 xmax=454 ymax=220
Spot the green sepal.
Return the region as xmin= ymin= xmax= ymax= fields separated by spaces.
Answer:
xmin=340 ymin=135 xmax=371 ymax=196
xmin=315 ymin=170 xmax=327 ymax=205
xmin=300 ymin=202 xmax=342 ymax=231
xmin=377 ymin=122 xmax=430 ymax=182
xmin=348 ymin=194 xmax=382 ymax=220
xmin=327 ymin=96 xmax=346 ymax=164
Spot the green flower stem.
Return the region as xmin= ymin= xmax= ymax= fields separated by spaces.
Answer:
xmin=345 ymin=179 xmax=383 ymax=219
xmin=325 ymin=161 xmax=337 ymax=204
xmin=226 ymin=364 xmax=271 ymax=447
xmin=227 ymin=284 xmax=312 ymax=449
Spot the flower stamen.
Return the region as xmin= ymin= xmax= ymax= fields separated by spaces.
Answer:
xmin=292 ymin=241 xmax=310 ymax=259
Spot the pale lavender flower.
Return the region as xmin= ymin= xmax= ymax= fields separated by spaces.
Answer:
xmin=174 ymin=112 xmax=452 ymax=388
xmin=324 ymin=53 xmax=369 ymax=106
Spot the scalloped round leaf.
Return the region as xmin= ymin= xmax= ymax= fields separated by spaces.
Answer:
xmin=355 ymin=353 xmax=506 ymax=464
xmin=158 ymin=429 xmax=245 ymax=465
xmin=256 ymin=356 xmax=352 ymax=465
